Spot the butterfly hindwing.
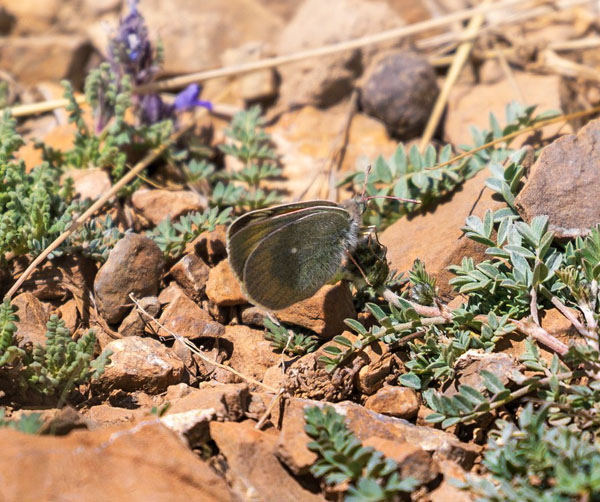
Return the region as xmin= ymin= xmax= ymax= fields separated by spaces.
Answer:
xmin=226 ymin=202 xmax=340 ymax=282
xmin=241 ymin=209 xmax=354 ymax=310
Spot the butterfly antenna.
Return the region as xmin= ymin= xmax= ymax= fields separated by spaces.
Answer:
xmin=346 ymin=251 xmax=373 ymax=287
xmin=359 ymin=164 xmax=372 ymax=203
xmin=365 ymin=195 xmax=421 ymax=204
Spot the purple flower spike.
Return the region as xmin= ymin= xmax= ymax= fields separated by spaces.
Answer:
xmin=173 ymin=84 xmax=213 ymax=112
xmin=108 ymin=0 xmax=156 ymax=85
xmin=140 ymin=94 xmax=171 ymax=125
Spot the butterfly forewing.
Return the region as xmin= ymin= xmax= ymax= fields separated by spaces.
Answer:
xmin=241 ymin=209 xmax=354 ymax=310
xmin=227 ymin=200 xmax=339 ymax=239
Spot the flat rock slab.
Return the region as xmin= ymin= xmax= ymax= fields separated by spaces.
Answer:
xmin=380 ymin=168 xmax=504 ymax=294
xmin=515 ymin=118 xmax=600 ymax=238
xmin=210 ymin=420 xmax=325 ymax=502
xmin=0 ymin=421 xmax=233 ymax=502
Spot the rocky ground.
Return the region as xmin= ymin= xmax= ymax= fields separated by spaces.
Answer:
xmin=1 ymin=0 xmax=600 ymax=501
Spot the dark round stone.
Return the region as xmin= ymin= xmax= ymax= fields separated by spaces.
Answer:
xmin=361 ymin=51 xmax=439 ymax=139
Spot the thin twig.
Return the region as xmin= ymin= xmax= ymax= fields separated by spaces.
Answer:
xmin=428 ymin=104 xmax=600 ymax=171
xmin=5 ymin=0 xmax=560 ymax=120
xmin=3 ymin=125 xmax=191 ymax=301
xmin=511 ymin=318 xmax=569 ymax=355
xmin=539 ymin=285 xmax=592 ymax=339
xmin=255 ymin=389 xmax=285 ymax=430
xmin=493 ymin=42 xmax=526 ymax=103
xmin=136 ymin=0 xmax=527 ymax=95
xmin=129 ymin=294 xmax=278 ymax=393
xmin=420 ymin=0 xmax=491 ymax=150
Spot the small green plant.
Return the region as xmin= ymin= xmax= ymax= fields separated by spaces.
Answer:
xmin=148 ymin=206 xmax=232 ymax=259
xmin=148 ymin=106 xmax=282 ymax=260
xmin=0 ymin=408 xmax=43 ymax=434
xmin=0 ymin=302 xmax=111 ymax=399
xmin=150 ymin=402 xmax=171 ymax=417
xmin=0 ymin=300 xmax=24 ymax=367
xmin=23 ymin=316 xmax=112 ymax=397
xmin=304 ymin=405 xmax=418 ymax=501
xmin=342 ymin=102 xmax=558 ymax=227
xmin=263 ymin=318 xmax=319 ymax=356
xmin=0 ymin=111 xmax=122 ymax=262
xmin=216 ymin=106 xmax=282 ymax=211
xmin=462 ymin=405 xmax=600 ymax=501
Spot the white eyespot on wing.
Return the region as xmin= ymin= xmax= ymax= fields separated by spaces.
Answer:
xmin=290 ymin=247 xmax=298 ymax=254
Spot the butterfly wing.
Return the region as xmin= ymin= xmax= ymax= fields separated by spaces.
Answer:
xmin=227 ymin=201 xmax=340 ymax=284
xmin=241 ymin=209 xmax=355 ymax=310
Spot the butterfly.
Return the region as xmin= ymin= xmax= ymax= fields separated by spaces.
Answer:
xmin=226 ymin=199 xmax=363 ymax=311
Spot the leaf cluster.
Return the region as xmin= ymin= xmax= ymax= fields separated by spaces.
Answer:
xmin=343 ymin=102 xmax=556 ymax=227
xmin=304 ymin=405 xmax=418 ymax=501
xmin=148 ymin=206 xmax=232 ymax=260
xmin=464 ymin=405 xmax=600 ymax=502
xmin=0 ymin=112 xmax=120 ymax=261
xmin=215 ymin=106 xmax=282 ymax=211
xmin=263 ymin=318 xmax=319 ymax=356
xmin=0 ymin=301 xmax=112 ymax=398
xmin=0 ymin=408 xmax=43 ymax=435
xmin=39 ymin=66 xmax=173 ymax=194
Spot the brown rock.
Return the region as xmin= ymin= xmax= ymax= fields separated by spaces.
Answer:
xmin=131 ymin=188 xmax=206 ymax=226
xmin=444 ymin=351 xmax=520 ymax=398
xmin=277 ymin=0 xmax=403 ymax=107
xmin=189 ymin=225 xmax=228 ymax=266
xmin=0 ymin=421 xmax=232 ymax=502
xmin=62 ymin=168 xmax=111 ymax=201
xmin=262 ymin=364 xmax=286 ymax=390
xmin=515 ymin=118 xmax=600 ymax=238
xmin=160 ymin=408 xmax=215 ymax=448
xmin=380 ymin=167 xmax=505 ymax=295
xmin=283 ymin=337 xmax=365 ymax=401
xmin=84 ymin=404 xmax=136 ymax=427
xmin=11 ymin=292 xmax=49 ymax=349
xmin=216 ymin=325 xmax=279 ymax=384
xmin=210 ymin=420 xmax=324 ymax=502
xmin=268 ymin=106 xmax=398 ymax=200
xmin=365 ymin=385 xmax=420 ymax=419
xmin=55 ymin=298 xmax=79 ymax=334
xmin=276 ymin=398 xmax=319 ymax=475
xmin=168 ymin=251 xmax=210 ymax=302
xmin=168 ymin=382 xmax=249 ymax=420
xmin=445 ymin=72 xmax=566 ymax=147
xmin=222 ymin=42 xmax=278 ymax=104
xmin=94 ymin=234 xmax=164 ymax=324
xmin=277 ymin=398 xmax=479 ymax=475
xmin=355 ymin=338 xmax=393 ymax=395
xmin=158 ymin=282 xmax=185 ymax=304
xmin=9 ymin=407 xmax=85 ymax=436
xmin=205 ymin=259 xmax=247 ymax=307
xmin=95 ymin=336 xmax=185 ymax=394
xmin=0 ymin=36 xmax=90 ymax=87
xmin=158 ymin=292 xmax=224 ymax=340
xmin=4 ymin=0 xmax=121 ymax=34
xmin=118 ymin=296 xmax=160 ymax=337
xmin=240 ymin=305 xmax=268 ymax=327
xmin=429 ymin=459 xmax=475 ymax=502
xmin=337 ymin=401 xmax=480 ymax=467
xmin=14 ymin=254 xmax=97 ymax=302
xmin=278 ymin=283 xmax=356 ymax=338
xmin=16 ymin=122 xmax=77 ymax=170
xmin=361 ymin=51 xmax=438 ymax=139
xmin=362 ymin=436 xmax=440 ymax=485
xmin=133 ymin=0 xmax=283 ymax=75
